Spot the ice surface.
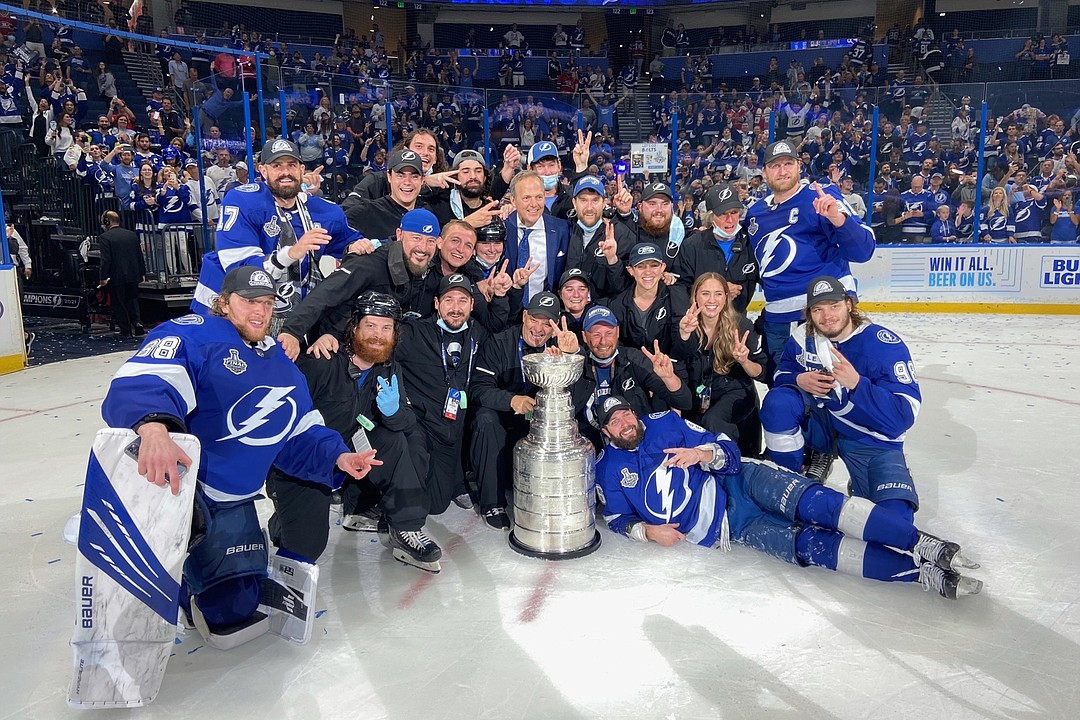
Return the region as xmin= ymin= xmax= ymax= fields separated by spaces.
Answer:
xmin=1 ymin=313 xmax=1077 ymax=719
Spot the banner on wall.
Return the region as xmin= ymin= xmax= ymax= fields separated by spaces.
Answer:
xmin=853 ymin=245 xmax=1080 ymax=306
xmin=630 ymin=143 xmax=669 ymax=174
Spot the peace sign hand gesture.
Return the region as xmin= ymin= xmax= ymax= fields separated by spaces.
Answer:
xmin=573 ymin=129 xmax=592 ymax=172
xmin=512 ymin=258 xmax=540 ymax=290
xmin=489 ymin=258 xmax=513 ymax=297
xmin=641 ymin=339 xmax=675 ymax=381
xmin=732 ymin=329 xmax=751 ymax=364
xmin=812 ymin=182 xmax=847 ymax=228
xmin=613 ymin=174 xmax=634 ymax=215
xmin=550 ymin=316 xmax=579 ymax=354
xmin=829 ymin=348 xmax=860 ymax=390
xmin=679 ymin=302 xmax=700 ymax=340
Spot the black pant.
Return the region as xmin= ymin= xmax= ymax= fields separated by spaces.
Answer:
xmin=699 ymin=380 xmax=763 ymax=459
xmin=266 ymin=427 xmax=429 ymax=561
xmin=416 ymin=431 xmax=468 ymax=516
xmin=109 ymin=281 xmax=141 ymax=335
xmin=470 ymin=407 xmax=529 ymax=512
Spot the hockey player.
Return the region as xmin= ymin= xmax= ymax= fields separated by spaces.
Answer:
xmin=761 ymin=276 xmax=921 ymax=524
xmin=594 ymin=397 xmax=982 ymax=599
xmin=267 ymin=291 xmax=441 ymax=572
xmin=745 ymin=141 xmax=876 ymax=383
xmin=191 ymin=139 xmax=367 ymax=328
xmin=97 ymin=265 xmax=380 ymax=649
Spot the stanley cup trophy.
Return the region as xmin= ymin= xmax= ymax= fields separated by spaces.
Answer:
xmin=508 ymin=352 xmax=602 ymax=559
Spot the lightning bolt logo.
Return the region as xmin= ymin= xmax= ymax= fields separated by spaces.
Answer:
xmin=758 ymin=224 xmax=796 ymax=279
xmin=220 ymin=385 xmax=298 ymax=446
xmin=644 ymin=465 xmax=692 ymax=522
xmin=654 ymin=465 xmax=675 ymax=521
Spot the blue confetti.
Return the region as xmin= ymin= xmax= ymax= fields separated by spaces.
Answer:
xmin=31 ymin=532 xmax=43 ymax=537
xmin=174 ymin=637 xmax=182 ymax=645
xmin=996 ymin=497 xmax=1005 ymax=502
xmin=315 ymin=610 xmax=327 ymax=619
xmin=25 ymin=498 xmax=33 ymax=502
xmin=187 ymin=646 xmax=202 ymax=655
xmin=48 ymin=558 xmax=61 ymax=564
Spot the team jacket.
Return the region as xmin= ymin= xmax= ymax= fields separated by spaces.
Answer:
xmin=570 ymin=347 xmax=692 ymax=426
xmin=670 ymin=227 xmax=760 ymax=314
xmin=101 ymin=315 xmax=348 ymax=502
xmin=668 ymin=315 xmax=766 ymax=416
xmin=564 ymin=220 xmax=635 ymax=300
xmin=774 ymin=322 xmax=921 ymax=449
xmin=596 ymin=410 xmax=739 ymax=546
xmin=745 ymin=180 xmax=875 ymax=323
xmin=608 ymin=282 xmax=690 ymax=356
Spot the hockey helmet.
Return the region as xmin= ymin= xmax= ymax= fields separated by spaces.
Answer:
xmin=352 ymin=291 xmax=402 ymax=321
xmin=476 ymin=216 xmax=507 ymax=244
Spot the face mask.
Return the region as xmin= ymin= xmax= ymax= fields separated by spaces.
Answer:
xmin=713 ymin=223 xmax=741 ymax=241
xmin=577 ymin=218 xmax=602 ymax=233
xmin=541 ymin=173 xmax=559 ymax=191
xmin=437 ymin=318 xmax=468 ymax=333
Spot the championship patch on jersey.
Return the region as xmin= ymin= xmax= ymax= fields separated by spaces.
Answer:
xmin=171 ymin=314 xmax=204 ymax=326
xmin=223 ymin=349 xmax=248 ymax=375
xmin=235 ymin=183 xmax=260 ymax=193
xmin=263 ymin=216 xmax=281 ymax=238
xmin=747 ymin=218 xmax=758 ymax=236
xmin=619 ymin=467 xmax=639 ymax=488
xmin=877 ymin=329 xmax=902 ymax=344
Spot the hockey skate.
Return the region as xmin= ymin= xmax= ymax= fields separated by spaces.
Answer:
xmin=918 ymin=562 xmax=983 ymax=599
xmin=913 ymin=531 xmax=981 ymax=572
xmin=342 ymin=507 xmax=380 ymax=532
xmin=377 ymin=517 xmax=442 ymax=573
xmin=804 ymin=449 xmax=837 ymax=483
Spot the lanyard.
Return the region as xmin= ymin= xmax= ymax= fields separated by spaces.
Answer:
xmin=440 ymin=330 xmax=477 ymax=388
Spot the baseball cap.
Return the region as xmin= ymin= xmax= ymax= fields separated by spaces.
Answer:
xmin=152 ymin=86 xmax=163 ymax=93
xmin=594 ymin=394 xmax=633 ymax=428
xmin=582 ymin=305 xmax=618 ymax=330
xmin=763 ymin=140 xmax=799 ymax=165
xmin=399 ymin=208 xmax=440 ymax=237
xmin=627 ymin=242 xmax=664 ymax=266
xmin=260 ymin=138 xmax=301 ymax=164
xmin=221 ymin=266 xmax=276 ymax=299
xmin=390 ymin=148 xmax=424 ymax=174
xmin=640 ymin=182 xmax=673 ymax=203
xmin=527 ymin=140 xmax=559 ymax=165
xmin=704 ymin=183 xmax=742 ymax=215
xmin=437 ymin=272 xmax=473 ymax=298
xmin=451 ymin=149 xmax=487 ymax=171
xmin=525 ymin=291 xmax=562 ymax=321
xmin=806 ymin=276 xmax=851 ymax=308
xmin=557 ymin=267 xmax=591 ymax=291
xmin=573 ymin=175 xmax=606 ymax=198
xmin=184 ymin=158 xmax=198 ymax=168
xmin=235 ymin=161 xmax=247 ymax=171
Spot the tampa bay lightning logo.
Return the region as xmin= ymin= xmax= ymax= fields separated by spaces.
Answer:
xmin=643 ymin=465 xmax=692 ymax=521
xmin=988 ymin=215 xmax=1008 ymax=231
xmin=1015 ymin=206 xmax=1031 ymax=223
xmin=220 ymin=386 xmax=299 ymax=446
xmin=757 ymin=224 xmax=797 ymax=279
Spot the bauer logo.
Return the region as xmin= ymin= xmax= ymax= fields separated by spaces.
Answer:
xmin=80 ymin=576 xmax=94 ymax=629
xmin=225 ymin=542 xmax=266 ymax=555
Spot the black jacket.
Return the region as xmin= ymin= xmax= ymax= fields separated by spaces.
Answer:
xmin=396 ymin=314 xmax=487 ymax=446
xmin=342 ymin=194 xmax=416 ymax=242
xmin=295 ymin=351 xmax=415 ymax=447
xmin=608 ymin=282 xmax=690 ymax=356
xmin=570 ymin=347 xmax=692 ymax=424
xmin=98 ymin=226 xmax=146 ymax=283
xmin=670 ymin=227 xmax=759 ymax=314
xmin=564 ymin=220 xmax=635 ymax=300
xmin=668 ymin=315 xmax=766 ymax=415
xmin=281 ymin=241 xmax=439 ymax=343
xmin=472 ymin=326 xmax=565 ymax=413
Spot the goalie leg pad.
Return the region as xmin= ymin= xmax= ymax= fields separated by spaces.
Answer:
xmin=260 ymin=551 xmax=320 ymax=645
xmin=182 ymin=493 xmax=268 ymax=633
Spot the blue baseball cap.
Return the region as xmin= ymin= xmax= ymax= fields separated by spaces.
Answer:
xmin=582 ymin=305 xmax=619 ymax=330
xmin=528 ymin=140 xmax=559 ymax=165
xmin=573 ymin=175 xmax=606 ymax=198
xmin=399 ymin=208 xmax=440 ymax=237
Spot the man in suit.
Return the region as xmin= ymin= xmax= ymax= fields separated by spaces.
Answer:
xmin=98 ymin=210 xmax=147 ymax=337
xmin=503 ymin=170 xmax=570 ymax=312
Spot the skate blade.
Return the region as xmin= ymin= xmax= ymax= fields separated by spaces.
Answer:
xmin=951 ymin=552 xmax=981 ymax=571
xmin=391 ymin=549 xmax=441 ymax=574
xmin=957 ymin=576 xmax=984 ymax=597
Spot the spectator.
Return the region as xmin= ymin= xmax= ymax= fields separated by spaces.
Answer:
xmin=1048 ymin=191 xmax=1080 ymax=243
xmin=168 ymin=52 xmax=188 ymax=94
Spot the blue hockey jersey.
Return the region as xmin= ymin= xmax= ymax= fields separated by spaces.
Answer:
xmin=774 ymin=322 xmax=921 ymax=449
xmin=101 ymin=314 xmax=349 ymax=502
xmin=595 ymin=410 xmax=741 ymax=547
xmin=745 ymin=180 xmax=875 ymax=322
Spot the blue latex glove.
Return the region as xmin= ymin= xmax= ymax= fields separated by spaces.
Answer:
xmin=375 ymin=374 xmax=400 ymax=417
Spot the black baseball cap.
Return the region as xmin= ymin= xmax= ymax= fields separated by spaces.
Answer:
xmin=221 ymin=266 xmax=276 ymax=299
xmin=763 ymin=140 xmax=800 ymax=165
xmin=525 ymin=291 xmax=562 ymax=321
xmin=594 ymin=394 xmax=633 ymax=428
xmin=260 ymin=138 xmax=301 ymax=164
xmin=628 ymin=242 xmax=664 ymax=266
xmin=557 ymin=267 xmax=591 ymax=291
xmin=451 ymin=149 xmax=487 ymax=171
xmin=640 ymin=182 xmax=673 ymax=203
xmin=390 ymin=148 xmax=424 ymax=174
xmin=437 ymin=273 xmax=474 ymax=298
xmin=704 ymin=183 xmax=742 ymax=215
xmin=806 ymin=276 xmax=850 ymax=308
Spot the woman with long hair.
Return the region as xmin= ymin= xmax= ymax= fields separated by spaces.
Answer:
xmin=979 ymin=186 xmax=1016 ymax=244
xmin=45 ymin=111 xmax=76 ymax=165
xmin=670 ymin=272 xmax=767 ymax=457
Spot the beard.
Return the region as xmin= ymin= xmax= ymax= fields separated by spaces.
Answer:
xmin=640 ymin=212 xmax=672 ymax=238
xmin=607 ymin=421 xmax=645 ymax=450
xmin=268 ymin=176 xmax=301 ymax=201
xmin=237 ymin=324 xmax=268 ymax=344
xmin=460 ymin=180 xmax=485 ymax=200
xmin=354 ymin=335 xmax=395 ymax=365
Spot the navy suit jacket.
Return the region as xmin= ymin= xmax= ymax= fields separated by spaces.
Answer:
xmin=504 ymin=212 xmax=570 ymax=297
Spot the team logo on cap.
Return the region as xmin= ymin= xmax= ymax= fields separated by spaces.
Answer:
xmin=250 ymin=270 xmax=273 ymax=288
xmin=400 ymin=150 xmax=418 ymax=161
xmin=651 ymin=183 xmax=666 ymax=192
xmin=718 ymin=187 xmax=733 ymax=201
xmin=423 ymin=224 xmax=434 ymax=233
xmin=568 ymin=268 xmax=583 ymax=277
xmin=538 ymin=295 xmax=555 ymax=307
xmin=637 ymin=246 xmax=652 ymax=255
xmin=813 ymin=280 xmax=833 ymax=295
xmin=772 ymin=142 xmax=793 ymax=155
xmin=270 ymin=139 xmax=292 ymax=153
xmin=449 ymin=273 xmax=465 ymax=283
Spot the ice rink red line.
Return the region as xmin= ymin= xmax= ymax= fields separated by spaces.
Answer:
xmin=920 ymin=376 xmax=1080 ymax=407
xmin=0 ymin=398 xmax=98 ymax=423
xmin=518 ymin=566 xmax=556 ymax=624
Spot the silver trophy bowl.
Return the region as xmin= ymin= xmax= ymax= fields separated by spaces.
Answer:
xmin=509 ymin=352 xmax=602 ymax=560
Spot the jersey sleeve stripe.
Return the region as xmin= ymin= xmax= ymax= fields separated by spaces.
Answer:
xmin=217 ymin=246 xmax=264 ymax=268
xmin=112 ymin=362 xmax=197 ymax=415
xmin=286 ymin=409 xmax=326 ymax=442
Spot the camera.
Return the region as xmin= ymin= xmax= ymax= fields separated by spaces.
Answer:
xmin=613 ymin=160 xmax=629 ymax=175
xmin=602 ymin=206 xmax=616 ymax=220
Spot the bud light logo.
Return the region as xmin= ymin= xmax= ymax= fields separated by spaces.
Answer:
xmin=1041 ymin=257 xmax=1080 ymax=287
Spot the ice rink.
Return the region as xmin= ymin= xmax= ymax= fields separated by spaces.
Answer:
xmin=1 ymin=312 xmax=1078 ymax=720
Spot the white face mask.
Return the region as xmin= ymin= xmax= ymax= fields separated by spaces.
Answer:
xmin=713 ymin=223 xmax=741 ymax=241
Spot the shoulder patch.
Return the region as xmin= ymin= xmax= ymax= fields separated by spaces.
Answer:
xmin=171 ymin=314 xmax=205 ymax=326
xmin=684 ymin=420 xmax=707 ymax=433
xmin=235 ymin=183 xmax=260 ymax=193
xmin=877 ymin=328 xmax=902 ymax=344
xmin=647 ymin=411 xmax=670 ymax=419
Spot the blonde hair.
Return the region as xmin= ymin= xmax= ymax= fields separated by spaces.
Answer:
xmin=690 ymin=272 xmax=740 ymax=375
